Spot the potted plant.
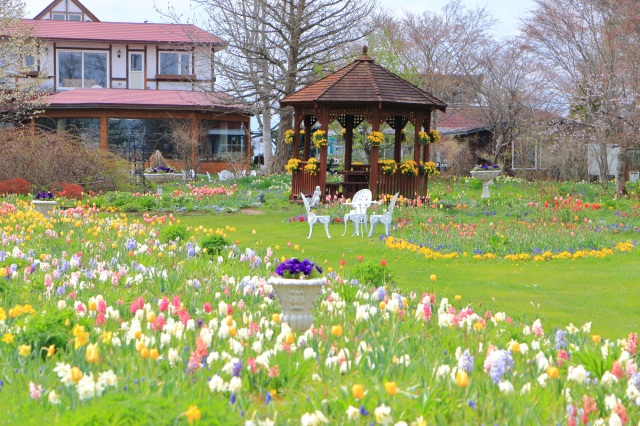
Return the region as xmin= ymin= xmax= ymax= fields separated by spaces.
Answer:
xmin=311 ymin=130 xmax=328 ymax=148
xmin=304 ymin=158 xmax=320 ymax=175
xmin=367 ymin=131 xmax=385 ymax=147
xmin=267 ymin=258 xmax=325 ymax=331
xmin=420 ymin=161 xmax=440 ymax=176
xmin=32 ymin=191 xmax=57 ymax=219
xmin=470 ymin=164 xmax=502 ymax=198
xmin=285 ymin=158 xmax=302 ymax=173
xmin=399 ymin=160 xmax=419 ymax=176
xmin=379 ymin=159 xmax=397 ymax=175
xmin=143 ymin=166 xmax=178 ymax=194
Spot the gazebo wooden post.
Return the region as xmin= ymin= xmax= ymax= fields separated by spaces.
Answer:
xmin=345 ymin=115 xmax=354 ymax=171
xmin=369 ymin=110 xmax=381 ymax=197
xmin=394 ymin=116 xmax=402 ymax=163
xmin=319 ymin=107 xmax=329 ymax=195
xmin=292 ymin=112 xmax=303 ymax=159
xmin=413 ymin=111 xmax=424 ymax=163
xmin=423 ymin=111 xmax=432 ymax=163
xmin=303 ymin=116 xmax=313 ymax=160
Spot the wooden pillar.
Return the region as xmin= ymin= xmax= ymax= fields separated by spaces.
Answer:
xmin=293 ymin=111 xmax=303 ymax=159
xmin=394 ymin=116 xmax=402 ymax=163
xmin=303 ymin=116 xmax=313 ymax=161
xmin=319 ymin=107 xmax=329 ymax=194
xmin=370 ymin=109 xmax=381 ymax=197
xmin=413 ymin=111 xmax=423 ymax=164
xmin=422 ymin=111 xmax=431 ymax=163
xmin=345 ymin=115 xmax=354 ymax=170
xmin=100 ymin=111 xmax=108 ymax=151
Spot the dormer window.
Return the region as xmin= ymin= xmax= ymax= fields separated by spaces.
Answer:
xmin=51 ymin=12 xmax=82 ymax=21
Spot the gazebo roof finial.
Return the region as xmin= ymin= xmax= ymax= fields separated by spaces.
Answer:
xmin=357 ymin=45 xmax=374 ymax=62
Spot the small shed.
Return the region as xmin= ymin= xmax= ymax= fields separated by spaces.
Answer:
xmin=280 ymin=47 xmax=446 ymax=200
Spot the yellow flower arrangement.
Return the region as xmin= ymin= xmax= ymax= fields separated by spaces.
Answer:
xmin=379 ymin=159 xmax=397 ymax=175
xmin=418 ymin=131 xmax=430 ymax=144
xmin=400 ymin=160 xmax=419 ymax=176
xmin=284 ymin=158 xmax=301 ymax=173
xmin=284 ymin=129 xmax=295 ymax=144
xmin=312 ymin=130 xmax=328 ymax=148
xmin=304 ymin=157 xmax=320 ymax=175
xmin=429 ymin=129 xmax=441 ymax=143
xmin=420 ymin=161 xmax=439 ymax=176
xmin=367 ymin=131 xmax=385 ymax=146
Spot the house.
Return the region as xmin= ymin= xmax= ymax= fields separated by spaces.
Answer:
xmin=5 ymin=0 xmax=251 ymax=174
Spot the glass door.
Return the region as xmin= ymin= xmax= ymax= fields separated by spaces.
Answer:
xmin=129 ymin=52 xmax=144 ymax=89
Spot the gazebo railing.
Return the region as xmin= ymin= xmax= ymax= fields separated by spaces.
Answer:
xmin=375 ymin=168 xmax=428 ymax=198
xmin=291 ymin=161 xmax=321 ymax=199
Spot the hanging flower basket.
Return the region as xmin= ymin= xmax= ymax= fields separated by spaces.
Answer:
xmin=429 ymin=129 xmax=441 ymax=143
xmin=312 ymin=130 xmax=328 ymax=148
xmin=420 ymin=161 xmax=439 ymax=176
xmin=284 ymin=129 xmax=295 ymax=145
xmin=367 ymin=131 xmax=384 ymax=146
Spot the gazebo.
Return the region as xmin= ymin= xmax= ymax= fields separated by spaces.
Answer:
xmin=280 ymin=47 xmax=447 ymax=201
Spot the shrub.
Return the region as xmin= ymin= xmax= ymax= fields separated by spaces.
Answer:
xmin=0 ymin=177 xmax=31 ymax=195
xmin=350 ymin=260 xmax=394 ymax=285
xmin=201 ymin=235 xmax=230 ymax=256
xmin=160 ymin=225 xmax=188 ymax=243
xmin=468 ymin=178 xmax=483 ymax=190
xmin=51 ymin=182 xmax=85 ymax=200
xmin=0 ymin=126 xmax=132 ymax=192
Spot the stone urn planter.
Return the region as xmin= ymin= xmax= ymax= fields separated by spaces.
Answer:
xmin=31 ymin=200 xmax=57 ymax=219
xmin=267 ymin=276 xmax=326 ymax=332
xmin=143 ymin=173 xmax=178 ymax=194
xmin=470 ymin=169 xmax=501 ymax=199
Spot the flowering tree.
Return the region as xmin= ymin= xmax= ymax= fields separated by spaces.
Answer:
xmin=0 ymin=0 xmax=49 ymax=122
xmin=521 ymin=0 xmax=640 ymax=194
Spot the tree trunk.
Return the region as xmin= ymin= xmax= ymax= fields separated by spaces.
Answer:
xmin=615 ymin=147 xmax=627 ymax=197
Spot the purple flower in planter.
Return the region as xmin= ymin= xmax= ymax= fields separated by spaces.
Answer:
xmin=275 ymin=258 xmax=322 ymax=278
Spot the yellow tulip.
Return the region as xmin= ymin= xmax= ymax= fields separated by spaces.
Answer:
xmin=547 ymin=366 xmax=560 ymax=379
xmin=272 ymin=313 xmax=281 ymax=323
xmin=351 ymin=384 xmax=365 ymax=399
xmin=384 ymin=381 xmax=398 ymax=395
xmin=285 ymin=333 xmax=295 ymax=345
xmin=331 ymin=325 xmax=343 ymax=337
xmin=86 ymin=343 xmax=99 ymax=364
xmin=456 ymin=370 xmax=470 ymax=387
xmin=140 ymin=347 xmax=150 ymax=359
xmin=430 ymin=274 xmax=437 ymax=282
xmin=70 ymin=366 xmax=83 ymax=384
xmin=149 ymin=348 xmax=160 ymax=360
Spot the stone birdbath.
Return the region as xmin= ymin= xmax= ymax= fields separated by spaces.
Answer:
xmin=143 ymin=167 xmax=178 ymax=194
xmin=470 ymin=166 xmax=502 ymax=199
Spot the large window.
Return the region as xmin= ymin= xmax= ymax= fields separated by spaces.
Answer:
xmin=200 ymin=121 xmax=247 ymax=161
xmin=159 ymin=52 xmax=191 ymax=75
xmin=58 ymin=51 xmax=108 ymax=89
xmin=36 ymin=117 xmax=101 ymax=149
xmin=107 ymin=118 xmax=179 ymax=161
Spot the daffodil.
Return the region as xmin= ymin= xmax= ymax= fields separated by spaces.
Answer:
xmin=19 ymin=344 xmax=32 ymax=357
xmin=2 ymin=333 xmax=14 ymax=344
xmin=184 ymin=405 xmax=201 ymax=424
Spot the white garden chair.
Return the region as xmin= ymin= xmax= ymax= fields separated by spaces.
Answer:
xmin=368 ymin=192 xmax=399 ymax=237
xmin=342 ymin=189 xmax=372 ymax=237
xmin=301 ymin=192 xmax=331 ymax=238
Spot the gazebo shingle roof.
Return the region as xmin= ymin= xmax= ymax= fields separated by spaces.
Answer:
xmin=281 ymin=51 xmax=446 ymax=110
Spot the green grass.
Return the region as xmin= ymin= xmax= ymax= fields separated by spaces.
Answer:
xmin=177 ymin=209 xmax=640 ymax=339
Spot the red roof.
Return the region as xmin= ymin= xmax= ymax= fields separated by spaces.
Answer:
xmin=45 ymin=88 xmax=249 ymax=113
xmin=281 ymin=52 xmax=446 ymax=111
xmin=436 ymin=108 xmax=488 ymax=135
xmin=14 ymin=19 xmax=224 ymax=46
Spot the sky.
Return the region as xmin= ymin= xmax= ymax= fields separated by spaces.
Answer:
xmin=26 ymin=0 xmax=536 ymax=38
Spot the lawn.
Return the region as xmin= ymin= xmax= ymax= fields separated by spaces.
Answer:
xmin=1 ymin=174 xmax=640 ymax=424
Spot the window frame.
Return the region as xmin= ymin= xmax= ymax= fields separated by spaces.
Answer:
xmin=56 ymin=49 xmax=109 ymax=90
xmin=158 ymin=51 xmax=192 ymax=78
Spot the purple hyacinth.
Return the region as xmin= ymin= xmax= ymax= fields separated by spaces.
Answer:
xmin=457 ymin=349 xmax=475 ymax=373
xmin=555 ymin=330 xmax=568 ymax=349
xmin=489 ymin=350 xmax=514 ymax=384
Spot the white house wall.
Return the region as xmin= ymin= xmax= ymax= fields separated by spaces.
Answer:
xmin=33 ymin=41 xmax=214 ymax=92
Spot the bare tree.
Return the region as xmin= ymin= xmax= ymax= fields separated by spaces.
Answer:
xmin=0 ymin=0 xmax=49 ymax=121
xmin=187 ymin=0 xmax=378 ymax=173
xmin=521 ymin=0 xmax=640 ymax=195
xmin=167 ymin=119 xmax=205 ymax=172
